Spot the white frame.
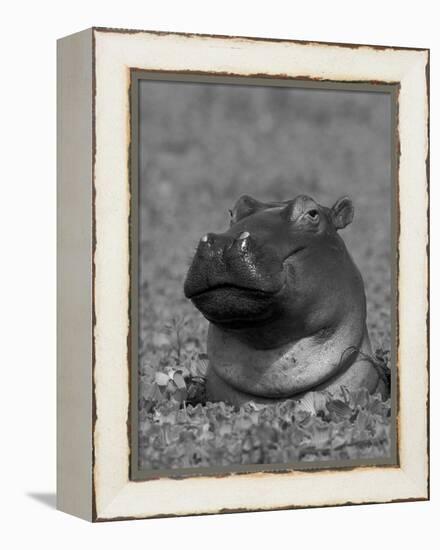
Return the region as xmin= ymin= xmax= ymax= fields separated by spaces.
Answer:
xmin=57 ymin=27 xmax=429 ymax=522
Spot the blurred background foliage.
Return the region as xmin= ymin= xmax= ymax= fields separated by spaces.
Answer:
xmin=137 ymin=80 xmax=392 ymax=469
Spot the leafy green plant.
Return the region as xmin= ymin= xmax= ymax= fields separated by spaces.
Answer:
xmin=139 ymin=380 xmax=392 ymax=469
xmin=164 ymin=316 xmax=189 ymax=362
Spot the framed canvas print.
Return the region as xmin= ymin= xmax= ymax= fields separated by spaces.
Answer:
xmin=57 ymin=27 xmax=429 ymax=522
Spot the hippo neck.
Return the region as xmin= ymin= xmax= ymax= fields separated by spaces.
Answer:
xmin=207 ymin=306 xmax=371 ymax=399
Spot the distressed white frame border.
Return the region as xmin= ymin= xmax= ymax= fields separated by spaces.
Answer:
xmin=93 ymin=29 xmax=429 ymax=520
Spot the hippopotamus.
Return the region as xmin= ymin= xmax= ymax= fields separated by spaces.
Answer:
xmin=184 ymin=194 xmax=386 ymax=410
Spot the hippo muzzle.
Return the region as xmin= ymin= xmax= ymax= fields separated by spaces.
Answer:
xmin=184 ymin=230 xmax=287 ymax=327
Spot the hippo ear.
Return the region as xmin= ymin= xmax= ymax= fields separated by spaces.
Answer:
xmin=331 ymin=197 xmax=354 ymax=230
xmin=230 ymin=195 xmax=265 ymax=224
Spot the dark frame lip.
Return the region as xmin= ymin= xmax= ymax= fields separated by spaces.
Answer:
xmin=128 ymin=69 xmax=400 ymax=483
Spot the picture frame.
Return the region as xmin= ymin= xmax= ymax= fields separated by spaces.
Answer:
xmin=57 ymin=27 xmax=429 ymax=522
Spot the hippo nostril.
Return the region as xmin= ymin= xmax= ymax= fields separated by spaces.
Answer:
xmin=197 ymin=233 xmax=213 ymax=257
xmin=236 ymin=231 xmax=251 ymax=253
xmin=200 ymin=233 xmax=215 ymax=247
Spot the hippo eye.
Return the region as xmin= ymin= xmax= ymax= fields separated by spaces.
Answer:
xmin=306 ymin=209 xmax=320 ymax=222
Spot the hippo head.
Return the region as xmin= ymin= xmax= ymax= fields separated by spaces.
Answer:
xmin=184 ymin=194 xmax=359 ymax=349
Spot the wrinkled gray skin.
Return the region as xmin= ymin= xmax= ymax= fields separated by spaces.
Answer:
xmin=184 ymin=194 xmax=386 ymax=411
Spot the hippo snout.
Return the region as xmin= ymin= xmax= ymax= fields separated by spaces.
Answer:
xmin=184 ymin=230 xmax=285 ymax=325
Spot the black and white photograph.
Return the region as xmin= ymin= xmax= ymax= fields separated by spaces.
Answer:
xmin=135 ymin=77 xmax=395 ymax=472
